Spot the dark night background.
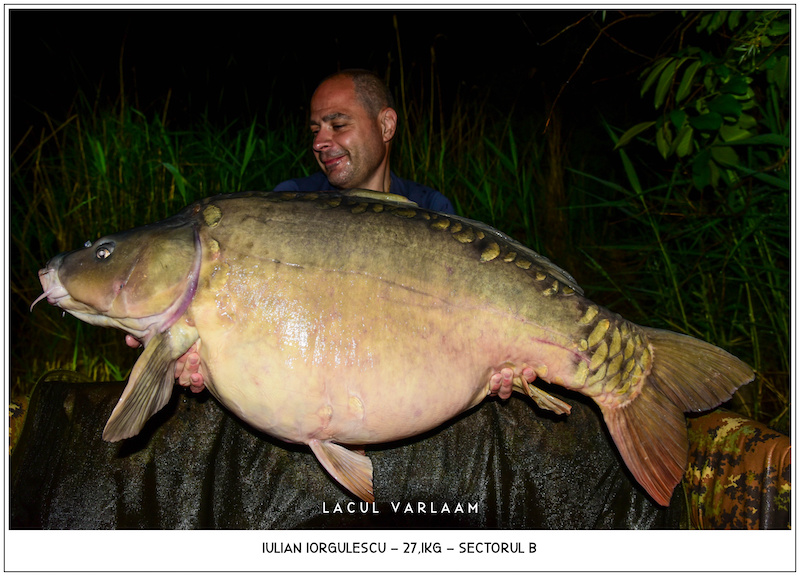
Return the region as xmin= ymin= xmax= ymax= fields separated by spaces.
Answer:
xmin=10 ymin=9 xmax=684 ymax=151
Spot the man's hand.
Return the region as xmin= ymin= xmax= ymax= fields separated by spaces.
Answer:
xmin=175 ymin=343 xmax=206 ymax=393
xmin=125 ymin=335 xmax=206 ymax=393
xmin=488 ymin=366 xmax=537 ymax=400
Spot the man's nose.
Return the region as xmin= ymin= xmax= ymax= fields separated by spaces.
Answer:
xmin=312 ymin=129 xmax=330 ymax=151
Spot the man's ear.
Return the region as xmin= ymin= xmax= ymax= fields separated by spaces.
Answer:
xmin=379 ymin=107 xmax=398 ymax=142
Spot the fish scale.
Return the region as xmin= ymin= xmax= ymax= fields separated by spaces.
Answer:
xmin=32 ymin=189 xmax=754 ymax=506
xmin=571 ymin=310 xmax=651 ymax=402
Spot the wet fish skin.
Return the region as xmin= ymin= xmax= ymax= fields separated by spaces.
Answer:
xmin=33 ymin=190 xmax=754 ymax=505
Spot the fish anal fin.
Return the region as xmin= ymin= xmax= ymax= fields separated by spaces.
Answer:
xmin=309 ymin=439 xmax=374 ymax=503
xmin=103 ymin=328 xmax=197 ymax=442
xmin=600 ymin=384 xmax=687 ymax=507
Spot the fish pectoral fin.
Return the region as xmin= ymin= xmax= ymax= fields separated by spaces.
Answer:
xmin=103 ymin=330 xmax=186 ymax=442
xmin=516 ymin=378 xmax=572 ymax=415
xmin=309 ymin=439 xmax=374 ymax=503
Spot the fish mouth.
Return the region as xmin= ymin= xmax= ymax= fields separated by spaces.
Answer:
xmin=30 ymin=267 xmax=69 ymax=312
xmin=30 ymin=227 xmax=203 ymax=345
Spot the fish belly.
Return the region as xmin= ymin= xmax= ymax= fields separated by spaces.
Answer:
xmin=190 ymin=257 xmax=578 ymax=447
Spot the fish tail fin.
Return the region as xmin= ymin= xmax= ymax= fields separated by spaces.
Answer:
xmin=599 ymin=327 xmax=754 ymax=506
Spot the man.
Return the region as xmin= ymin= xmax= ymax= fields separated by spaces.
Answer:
xmin=161 ymin=70 xmax=456 ymax=391
xmin=274 ymin=69 xmax=454 ymax=213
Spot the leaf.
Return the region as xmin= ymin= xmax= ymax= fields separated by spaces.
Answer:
xmin=669 ymin=109 xmax=687 ymax=129
xmin=721 ymin=75 xmax=750 ymax=95
xmin=484 ymin=138 xmax=516 ymax=173
xmin=710 ymin=145 xmax=739 ymax=166
xmin=752 ymin=171 xmax=790 ymax=190
xmin=709 ymin=158 xmax=721 ymax=188
xmin=767 ymin=54 xmax=790 ymax=94
xmin=670 ymin=124 xmax=694 ymax=157
xmin=676 ymin=60 xmax=703 ymax=103
xmin=737 ymin=113 xmax=757 ymax=129
xmin=614 ymin=121 xmax=656 ymax=149
xmin=641 ymin=57 xmax=674 ymax=96
xmin=708 ymin=94 xmax=742 ymax=118
xmin=767 ymin=19 xmax=790 ymax=36
xmin=721 ymin=134 xmax=790 ymax=147
xmin=763 ymin=54 xmax=778 ymax=70
xmin=698 ymin=49 xmax=715 ymax=66
xmin=703 ymin=67 xmax=716 ymax=92
xmin=689 ymin=112 xmax=722 ymax=131
xmin=719 ymin=123 xmax=753 ymax=143
xmin=654 ymin=58 xmax=683 ymax=109
xmin=240 ymin=119 xmax=258 ymax=178
xmin=162 ymin=162 xmax=188 ymax=202
xmin=708 ymin=11 xmax=727 ymax=34
xmin=655 ymin=123 xmax=672 ymax=159
xmin=728 ymin=10 xmax=742 ymax=29
xmin=509 ymin=128 xmax=519 ymax=170
xmin=697 ymin=13 xmax=713 ymax=33
xmin=618 ymin=148 xmax=643 ymax=196
xmin=733 ymin=163 xmax=791 ymax=190
xmin=692 ymin=150 xmax=712 ymax=189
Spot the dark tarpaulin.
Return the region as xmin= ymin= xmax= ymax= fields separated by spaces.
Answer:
xmin=11 ymin=374 xmax=687 ymax=529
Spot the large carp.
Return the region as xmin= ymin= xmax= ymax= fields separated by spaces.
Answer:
xmin=32 ymin=190 xmax=753 ymax=506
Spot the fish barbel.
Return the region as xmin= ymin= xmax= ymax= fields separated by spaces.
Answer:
xmin=32 ymin=190 xmax=754 ymax=505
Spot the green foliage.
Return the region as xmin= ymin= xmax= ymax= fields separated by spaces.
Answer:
xmin=616 ymin=10 xmax=790 ymax=191
xmin=593 ymin=9 xmax=790 ymax=432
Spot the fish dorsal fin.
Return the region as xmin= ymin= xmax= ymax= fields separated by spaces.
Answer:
xmin=342 ymin=189 xmax=418 ymax=206
xmin=309 ymin=439 xmax=374 ymax=502
xmin=103 ymin=326 xmax=198 ymax=442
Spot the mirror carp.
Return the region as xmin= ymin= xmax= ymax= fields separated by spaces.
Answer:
xmin=32 ymin=190 xmax=754 ymax=505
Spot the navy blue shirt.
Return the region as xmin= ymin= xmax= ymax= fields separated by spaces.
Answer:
xmin=274 ymin=171 xmax=455 ymax=214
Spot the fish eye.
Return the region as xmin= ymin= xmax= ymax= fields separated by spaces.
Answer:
xmin=95 ymin=243 xmax=114 ymax=260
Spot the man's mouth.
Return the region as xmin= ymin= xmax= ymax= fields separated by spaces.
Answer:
xmin=321 ymin=154 xmax=346 ymax=169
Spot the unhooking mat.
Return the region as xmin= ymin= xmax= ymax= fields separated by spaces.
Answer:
xmin=8 ymin=373 xmax=789 ymax=529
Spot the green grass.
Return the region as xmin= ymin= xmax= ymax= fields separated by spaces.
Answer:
xmin=11 ymin=78 xmax=790 ymax=435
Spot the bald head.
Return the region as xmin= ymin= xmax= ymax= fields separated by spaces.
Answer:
xmin=317 ymin=69 xmax=395 ymax=119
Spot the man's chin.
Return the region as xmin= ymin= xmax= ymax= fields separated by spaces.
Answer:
xmin=325 ymin=172 xmax=352 ymax=189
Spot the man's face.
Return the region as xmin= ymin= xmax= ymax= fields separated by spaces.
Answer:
xmin=309 ymin=76 xmax=392 ymax=190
